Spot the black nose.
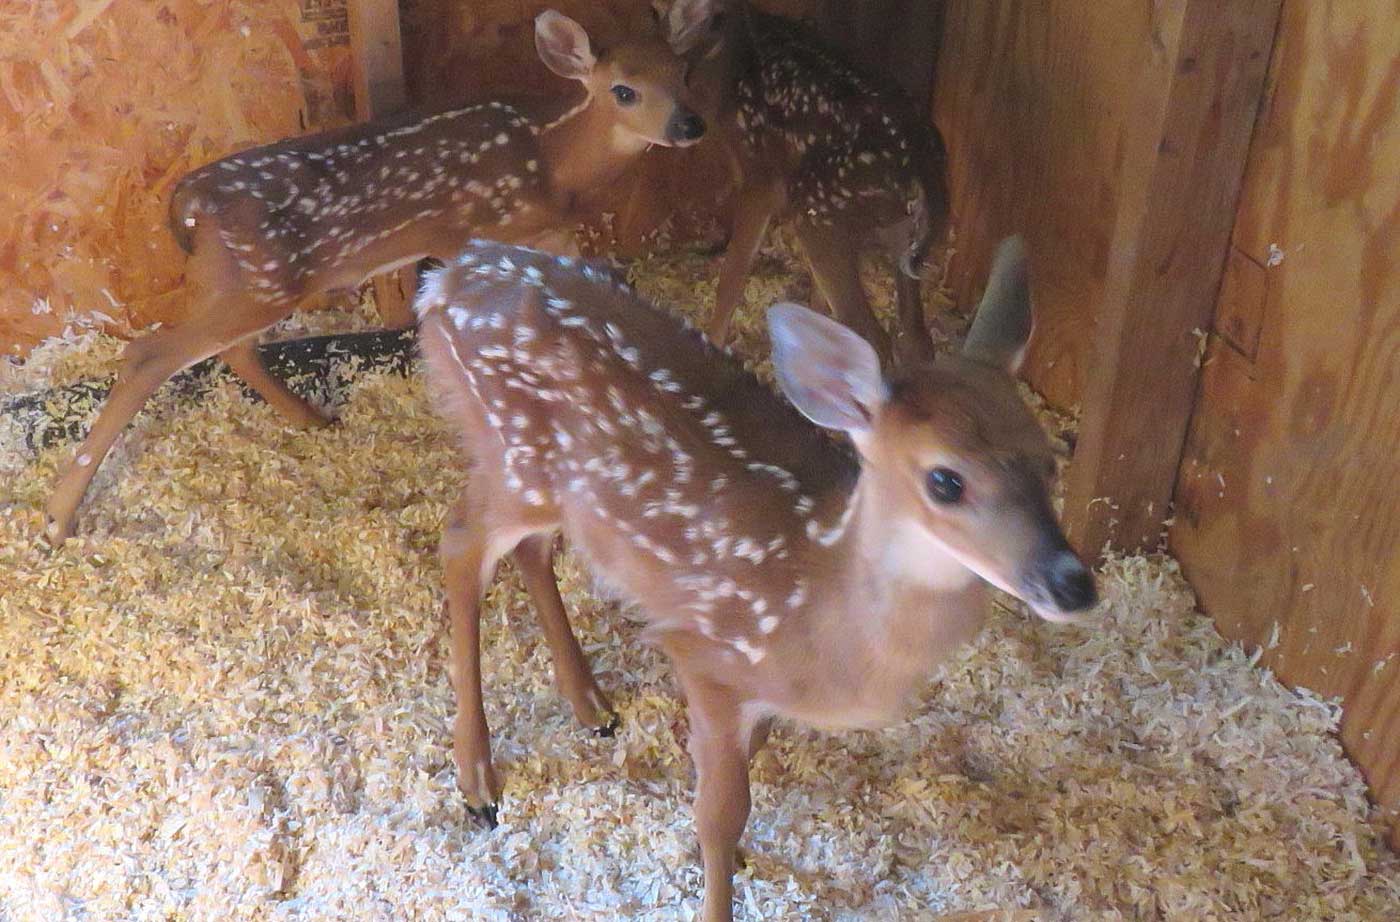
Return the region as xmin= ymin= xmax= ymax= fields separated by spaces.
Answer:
xmin=669 ymin=111 xmax=706 ymax=142
xmin=1047 ymin=552 xmax=1097 ymax=611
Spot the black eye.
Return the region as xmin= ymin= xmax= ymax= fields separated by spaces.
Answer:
xmin=611 ymin=85 xmax=638 ymax=105
xmin=926 ymin=467 xmax=964 ymax=504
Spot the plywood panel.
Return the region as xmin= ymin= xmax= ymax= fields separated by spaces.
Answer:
xmin=1060 ymin=0 xmax=1282 ymax=555
xmin=1170 ymin=0 xmax=1400 ymax=847
xmin=933 ymin=0 xmax=1149 ymax=410
xmin=348 ymin=0 xmax=416 ymax=328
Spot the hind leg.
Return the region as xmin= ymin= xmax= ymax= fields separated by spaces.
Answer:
xmin=45 ymin=287 xmax=294 ymax=543
xmin=440 ymin=479 xmax=559 ymax=827
xmin=794 ymin=219 xmax=893 ymax=364
xmin=512 ymin=534 xmax=618 ymax=736
xmin=219 ymin=339 xmax=332 ymax=429
xmin=440 ymin=488 xmax=505 ymax=826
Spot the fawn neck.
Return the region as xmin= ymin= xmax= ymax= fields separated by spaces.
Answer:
xmin=539 ymin=90 xmax=652 ymax=209
xmin=767 ymin=467 xmax=988 ymax=726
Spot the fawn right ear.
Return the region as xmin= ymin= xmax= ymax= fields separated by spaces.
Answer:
xmin=661 ymin=0 xmax=720 ymax=55
xmin=535 ymin=10 xmax=597 ymax=81
xmin=769 ymin=302 xmax=888 ymax=437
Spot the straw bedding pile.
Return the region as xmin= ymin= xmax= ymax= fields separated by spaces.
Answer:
xmin=2 ymin=249 xmax=1399 ymax=921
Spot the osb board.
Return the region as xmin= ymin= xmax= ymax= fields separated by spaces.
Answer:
xmin=1 ymin=250 xmax=1399 ymax=919
xmin=1170 ymin=0 xmax=1400 ymax=848
xmin=932 ymin=0 xmax=1152 ymax=411
xmin=0 ymin=0 xmax=356 ymax=361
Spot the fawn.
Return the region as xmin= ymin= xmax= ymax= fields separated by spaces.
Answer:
xmin=657 ymin=0 xmax=950 ymax=366
xmin=44 ymin=8 xmax=711 ymax=543
xmin=416 ymin=236 xmax=1096 ymax=922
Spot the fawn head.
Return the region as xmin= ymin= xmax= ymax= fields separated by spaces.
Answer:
xmin=769 ymin=238 xmax=1097 ymax=622
xmin=535 ymin=10 xmax=707 ymax=148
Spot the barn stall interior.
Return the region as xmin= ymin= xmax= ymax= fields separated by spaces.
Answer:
xmin=1 ymin=0 xmax=1398 ymax=919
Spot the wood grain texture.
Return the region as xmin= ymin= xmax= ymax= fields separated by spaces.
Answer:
xmin=933 ymin=0 xmax=1152 ymax=410
xmin=1170 ymin=0 xmax=1400 ymax=848
xmin=1059 ymin=0 xmax=1283 ymax=555
xmin=347 ymin=0 xmax=416 ymax=328
xmin=349 ymin=0 xmax=408 ymax=119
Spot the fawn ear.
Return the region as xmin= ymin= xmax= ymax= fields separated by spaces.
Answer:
xmin=769 ymin=302 xmax=888 ymax=437
xmin=963 ymin=235 xmax=1034 ymax=375
xmin=661 ymin=0 xmax=720 ymax=55
xmin=535 ymin=10 xmax=597 ymax=81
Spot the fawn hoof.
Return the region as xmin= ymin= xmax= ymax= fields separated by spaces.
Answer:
xmin=466 ymin=802 xmax=500 ymax=830
xmin=43 ymin=504 xmax=78 ymax=548
xmin=591 ymin=711 xmax=621 ymax=738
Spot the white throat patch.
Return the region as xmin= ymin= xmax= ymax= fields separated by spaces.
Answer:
xmin=878 ymin=519 xmax=980 ymax=591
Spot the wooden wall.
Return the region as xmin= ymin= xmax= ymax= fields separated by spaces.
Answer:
xmin=0 ymin=0 xmax=356 ymax=360
xmin=1169 ymin=0 xmax=1400 ymax=848
xmin=933 ymin=0 xmax=1152 ymax=410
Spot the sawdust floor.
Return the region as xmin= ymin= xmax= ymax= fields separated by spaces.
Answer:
xmin=2 ymin=248 xmax=1399 ymax=921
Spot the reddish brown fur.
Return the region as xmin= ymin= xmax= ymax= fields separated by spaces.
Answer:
xmin=417 ymin=238 xmax=1094 ymax=922
xmin=661 ymin=0 xmax=950 ymax=365
xmin=43 ymin=10 xmax=702 ymax=544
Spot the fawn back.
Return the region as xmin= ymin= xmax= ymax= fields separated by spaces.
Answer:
xmin=416 ymin=236 xmax=1094 ymax=921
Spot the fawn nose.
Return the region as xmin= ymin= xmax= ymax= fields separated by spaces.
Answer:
xmin=1047 ymin=551 xmax=1097 ymax=612
xmin=668 ymin=110 xmax=706 ymax=144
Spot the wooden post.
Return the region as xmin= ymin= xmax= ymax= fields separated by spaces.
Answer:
xmin=1062 ymin=0 xmax=1283 ymax=557
xmin=347 ymin=0 xmax=416 ymax=329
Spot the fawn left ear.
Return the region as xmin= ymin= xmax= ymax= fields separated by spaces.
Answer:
xmin=963 ymin=236 xmax=1034 ymax=375
xmin=535 ymin=10 xmax=598 ymax=82
xmin=769 ymin=302 xmax=888 ymax=438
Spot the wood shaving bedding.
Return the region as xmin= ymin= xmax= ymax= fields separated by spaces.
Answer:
xmin=1 ymin=252 xmax=1397 ymax=922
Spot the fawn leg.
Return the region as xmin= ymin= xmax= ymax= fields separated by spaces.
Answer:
xmin=674 ymin=666 xmax=752 ymax=922
xmin=794 ymin=219 xmax=893 ymax=365
xmin=708 ymin=175 xmax=784 ymax=345
xmin=512 ymin=534 xmax=618 ymax=736
xmin=440 ymin=488 xmax=507 ymax=828
xmin=219 ymin=339 xmax=332 ymax=429
xmin=45 ymin=293 xmax=292 ymax=544
xmin=893 ymin=262 xmax=937 ymax=367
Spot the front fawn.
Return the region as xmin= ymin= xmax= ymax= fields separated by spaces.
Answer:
xmin=416 ymin=237 xmax=1096 ymax=922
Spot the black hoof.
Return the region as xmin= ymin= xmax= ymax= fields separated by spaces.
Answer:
xmin=467 ymin=803 xmax=499 ymax=830
xmin=592 ymin=713 xmax=621 ymax=738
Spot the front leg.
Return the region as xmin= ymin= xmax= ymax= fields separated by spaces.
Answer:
xmin=672 ymin=663 xmax=753 ymax=922
xmin=709 ymin=173 xmax=785 ymax=345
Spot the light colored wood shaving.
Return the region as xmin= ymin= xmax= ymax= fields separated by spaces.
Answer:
xmin=1 ymin=252 xmax=1398 ymax=921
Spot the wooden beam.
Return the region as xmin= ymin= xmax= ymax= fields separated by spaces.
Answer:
xmin=347 ymin=0 xmax=415 ymax=328
xmin=348 ymin=0 xmax=407 ymax=120
xmin=1062 ymin=0 xmax=1283 ymax=556
xmin=1169 ymin=0 xmax=1400 ymax=850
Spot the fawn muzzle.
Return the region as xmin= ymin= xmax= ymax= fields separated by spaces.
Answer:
xmin=666 ymin=108 xmax=707 ymax=144
xmin=1023 ymin=541 xmax=1098 ymax=622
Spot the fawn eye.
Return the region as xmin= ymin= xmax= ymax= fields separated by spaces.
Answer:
xmin=611 ymin=85 xmax=638 ymax=105
xmin=926 ymin=467 xmax=964 ymax=504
